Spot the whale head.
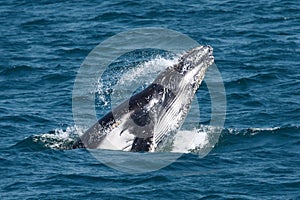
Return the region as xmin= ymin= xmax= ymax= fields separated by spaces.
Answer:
xmin=154 ymin=45 xmax=214 ymax=97
xmin=175 ymin=45 xmax=214 ymax=74
xmin=147 ymin=45 xmax=214 ymax=151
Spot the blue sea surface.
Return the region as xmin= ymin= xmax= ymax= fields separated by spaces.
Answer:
xmin=1 ymin=0 xmax=299 ymax=199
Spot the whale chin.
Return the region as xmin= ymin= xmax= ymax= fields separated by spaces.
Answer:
xmin=73 ymin=45 xmax=214 ymax=152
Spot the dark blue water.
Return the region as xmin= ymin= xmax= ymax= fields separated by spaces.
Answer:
xmin=1 ymin=0 xmax=299 ymax=199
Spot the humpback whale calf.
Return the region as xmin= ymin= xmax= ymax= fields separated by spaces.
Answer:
xmin=73 ymin=45 xmax=214 ymax=152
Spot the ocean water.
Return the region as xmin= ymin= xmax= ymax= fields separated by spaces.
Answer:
xmin=1 ymin=0 xmax=299 ymax=199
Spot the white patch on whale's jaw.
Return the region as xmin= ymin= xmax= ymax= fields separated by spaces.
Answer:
xmin=96 ymin=113 xmax=135 ymax=151
xmin=97 ymin=128 xmax=135 ymax=151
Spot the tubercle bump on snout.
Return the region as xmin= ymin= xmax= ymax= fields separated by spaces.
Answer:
xmin=175 ymin=45 xmax=214 ymax=73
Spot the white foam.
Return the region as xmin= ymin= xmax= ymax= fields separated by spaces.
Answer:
xmin=171 ymin=129 xmax=209 ymax=153
xmin=33 ymin=126 xmax=84 ymax=149
xmin=97 ymin=113 xmax=135 ymax=151
xmin=94 ymin=79 xmax=110 ymax=107
xmin=249 ymin=127 xmax=280 ymax=131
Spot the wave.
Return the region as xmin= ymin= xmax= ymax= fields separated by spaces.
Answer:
xmin=216 ymin=125 xmax=300 ymax=153
xmin=21 ymin=18 xmax=53 ymax=27
xmin=220 ymin=125 xmax=299 ymax=138
xmin=224 ymin=72 xmax=280 ymax=88
xmin=13 ymin=126 xmax=83 ymax=151
xmin=13 ymin=125 xmax=299 ymax=154
xmin=0 ymin=65 xmax=35 ymax=76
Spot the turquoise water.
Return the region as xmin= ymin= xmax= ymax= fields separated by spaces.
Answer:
xmin=1 ymin=0 xmax=299 ymax=199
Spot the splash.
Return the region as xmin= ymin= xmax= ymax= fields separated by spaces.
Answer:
xmin=93 ymin=55 xmax=178 ymax=109
xmin=117 ymin=55 xmax=178 ymax=85
xmin=31 ymin=126 xmax=84 ymax=150
xmin=226 ymin=126 xmax=281 ymax=136
xmin=172 ymin=129 xmax=208 ymax=153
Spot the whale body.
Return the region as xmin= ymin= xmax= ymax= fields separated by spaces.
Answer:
xmin=72 ymin=45 xmax=214 ymax=152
